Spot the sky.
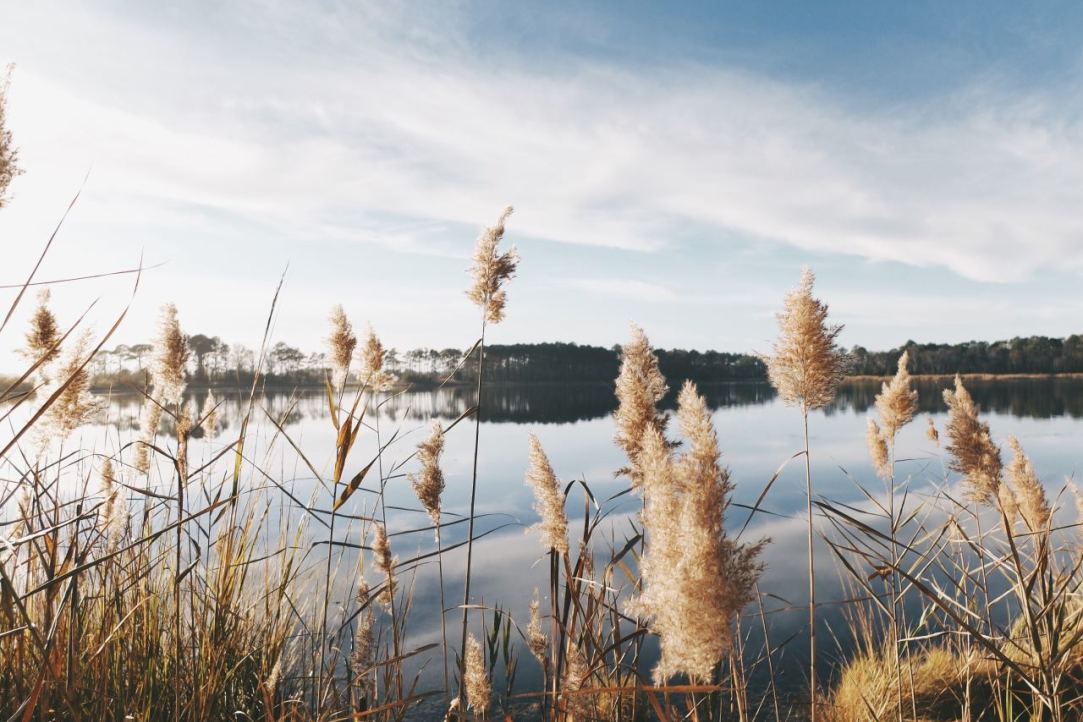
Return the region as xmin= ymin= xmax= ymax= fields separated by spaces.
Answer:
xmin=3 ymin=1 xmax=1083 ymax=368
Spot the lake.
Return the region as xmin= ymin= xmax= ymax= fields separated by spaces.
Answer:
xmin=38 ymin=377 xmax=1083 ymax=706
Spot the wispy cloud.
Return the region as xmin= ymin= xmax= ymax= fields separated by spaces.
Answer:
xmin=4 ymin=3 xmax=1083 ymax=285
xmin=559 ymin=277 xmax=677 ymax=302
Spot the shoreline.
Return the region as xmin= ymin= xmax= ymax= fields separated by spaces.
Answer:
xmin=4 ymin=371 xmax=1083 ymax=397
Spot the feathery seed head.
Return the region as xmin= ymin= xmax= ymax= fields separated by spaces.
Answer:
xmin=464 ymin=634 xmax=491 ymax=714
xmin=44 ymin=330 xmax=100 ymax=439
xmin=527 ymin=592 xmax=547 ymax=666
xmin=0 ymin=65 xmax=21 ymax=208
xmin=867 ymin=418 xmax=891 ymax=480
xmin=875 ymin=351 xmax=918 ymax=439
xmin=466 ymin=206 xmax=517 ymax=324
xmin=351 ymin=578 xmax=375 ymax=695
xmin=360 ymin=326 xmax=393 ymax=391
xmin=614 ymin=324 xmax=668 ymax=483
xmin=99 ymin=458 xmax=124 ymax=549
xmin=153 ymin=304 xmax=188 ymax=405
xmin=943 ymin=376 xmax=1003 ymax=505
xmin=630 ymin=381 xmax=764 ymax=683
xmin=765 ymin=267 xmax=850 ymax=410
xmin=327 ymin=304 xmax=357 ymax=386
xmin=23 ymin=289 xmax=60 ymax=371
xmin=410 ymin=422 xmax=445 ymax=525
xmin=1007 ymin=435 xmax=1050 ymax=534
xmin=525 ymin=434 xmax=569 ymax=554
xmin=135 ymin=399 xmax=163 ymax=474
xmin=373 ymin=525 xmax=397 ymax=607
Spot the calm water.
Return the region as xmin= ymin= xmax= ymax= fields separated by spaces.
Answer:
xmin=24 ymin=377 xmax=1083 ymax=706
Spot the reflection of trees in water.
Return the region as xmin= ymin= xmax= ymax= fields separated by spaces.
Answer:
xmin=834 ymin=378 xmax=1083 ymax=419
xmin=90 ymin=378 xmax=1083 ymax=430
xmin=370 ymin=382 xmax=781 ymax=424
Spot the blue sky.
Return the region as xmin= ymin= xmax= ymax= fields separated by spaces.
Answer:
xmin=2 ymin=1 xmax=1083 ymax=367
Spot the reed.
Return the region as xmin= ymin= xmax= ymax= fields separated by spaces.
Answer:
xmin=765 ymin=267 xmax=850 ymax=722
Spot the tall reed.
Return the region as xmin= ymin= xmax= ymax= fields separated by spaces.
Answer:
xmin=765 ymin=267 xmax=849 ymax=722
xmin=460 ymin=206 xmax=517 ymax=693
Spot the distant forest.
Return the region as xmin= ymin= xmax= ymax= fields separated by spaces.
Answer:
xmin=79 ymin=333 xmax=1083 ymax=390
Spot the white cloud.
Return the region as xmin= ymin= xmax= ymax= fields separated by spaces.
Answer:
xmin=559 ymin=277 xmax=676 ymax=302
xmin=3 ymin=3 xmax=1083 ymax=285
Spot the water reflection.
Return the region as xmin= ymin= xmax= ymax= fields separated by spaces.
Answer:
xmin=94 ymin=376 xmax=1083 ymax=433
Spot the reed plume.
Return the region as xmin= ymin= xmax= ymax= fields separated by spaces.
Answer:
xmin=526 ymin=593 xmax=547 ymax=666
xmin=614 ymin=324 xmax=668 ymax=483
xmin=630 ymin=381 xmax=763 ymax=683
xmin=23 ymin=289 xmax=60 ymax=372
xmin=360 ymin=325 xmax=393 ymax=391
xmin=99 ymin=457 xmax=124 ymax=550
xmin=327 ymin=304 xmax=357 ymax=387
xmin=410 ymin=422 xmax=445 ymax=525
xmin=764 ymin=267 xmax=848 ymax=722
xmin=459 ymin=208 xmax=516 ymax=694
xmin=135 ymin=304 xmax=187 ymax=473
xmin=44 ymin=330 xmax=99 ymax=439
xmin=926 ymin=417 xmax=940 ymax=446
xmin=0 ymin=64 xmax=20 ymax=207
xmin=134 ymin=401 xmax=162 ymax=473
xmin=466 ymin=206 xmax=517 ymax=324
xmin=351 ymin=579 xmax=375 ymax=699
xmin=1006 ymin=435 xmax=1050 ymax=534
xmin=765 ymin=268 xmax=850 ymax=410
xmin=152 ymin=303 xmax=188 ymax=405
xmin=373 ymin=525 xmax=396 ymax=607
xmin=875 ymin=351 xmax=918 ymax=439
xmin=524 ymin=435 xmax=568 ymax=555
xmin=866 ymin=418 xmax=890 ymax=480
xmin=942 ymin=376 xmax=1003 ymax=506
xmin=464 ymin=634 xmax=491 ymax=715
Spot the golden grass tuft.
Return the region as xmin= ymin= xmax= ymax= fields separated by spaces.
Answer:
xmin=613 ymin=324 xmax=668 ymax=484
xmin=464 ymin=634 xmax=491 ymax=715
xmin=765 ymin=267 xmax=850 ymax=411
xmin=466 ymin=206 xmax=517 ymax=324
xmin=866 ymin=417 xmax=890 ymax=480
xmin=875 ymin=351 xmax=918 ymax=439
xmin=410 ymin=421 xmax=446 ymax=525
xmin=942 ymin=375 xmax=1003 ymax=505
xmin=630 ymin=381 xmax=764 ymax=684
xmin=327 ymin=303 xmax=357 ymax=386
xmin=22 ymin=289 xmax=60 ymax=372
xmin=825 ymin=645 xmax=979 ymax=722
xmin=524 ymin=434 xmax=569 ymax=555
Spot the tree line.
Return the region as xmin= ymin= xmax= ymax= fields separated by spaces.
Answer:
xmin=85 ymin=333 xmax=1083 ymax=390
